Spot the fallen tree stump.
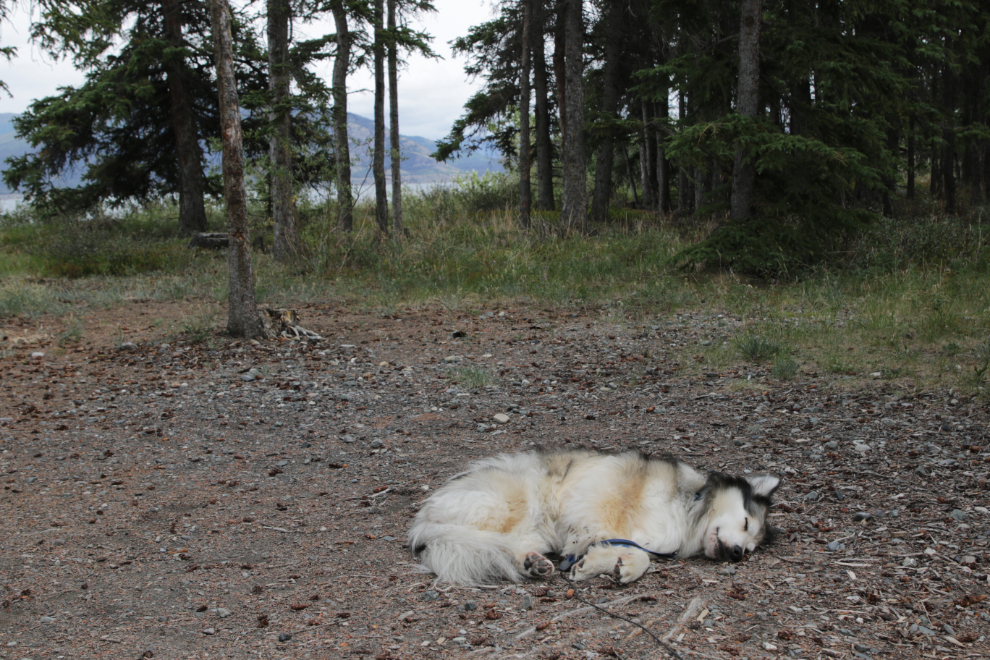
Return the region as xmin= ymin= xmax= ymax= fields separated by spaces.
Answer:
xmin=260 ymin=308 xmax=323 ymax=340
xmin=188 ymin=233 xmax=229 ymax=249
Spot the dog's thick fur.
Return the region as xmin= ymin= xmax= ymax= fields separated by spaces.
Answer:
xmin=409 ymin=450 xmax=781 ymax=586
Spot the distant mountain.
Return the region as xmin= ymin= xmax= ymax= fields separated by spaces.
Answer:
xmin=0 ymin=111 xmax=502 ymax=194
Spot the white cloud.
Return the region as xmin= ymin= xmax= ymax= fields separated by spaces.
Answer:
xmin=2 ymin=0 xmax=494 ymax=140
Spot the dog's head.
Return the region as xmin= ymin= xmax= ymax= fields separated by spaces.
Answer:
xmin=698 ymin=472 xmax=781 ymax=562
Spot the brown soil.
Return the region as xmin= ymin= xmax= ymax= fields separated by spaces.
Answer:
xmin=1 ymin=301 xmax=988 ymax=660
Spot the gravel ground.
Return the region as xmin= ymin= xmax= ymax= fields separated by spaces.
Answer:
xmin=1 ymin=302 xmax=989 ymax=660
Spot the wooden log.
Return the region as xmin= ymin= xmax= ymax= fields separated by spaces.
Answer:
xmin=188 ymin=233 xmax=230 ymax=249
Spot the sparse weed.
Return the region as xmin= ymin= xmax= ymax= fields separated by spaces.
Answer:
xmin=180 ymin=310 xmax=217 ymax=343
xmin=735 ymin=335 xmax=783 ymax=363
xmin=0 ymin=281 xmax=64 ymax=318
xmin=772 ymin=358 xmax=799 ymax=380
xmin=57 ymin=316 xmax=85 ymax=346
xmin=449 ymin=366 xmax=496 ymax=390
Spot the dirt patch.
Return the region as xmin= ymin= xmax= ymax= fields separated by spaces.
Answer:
xmin=1 ymin=301 xmax=988 ymax=659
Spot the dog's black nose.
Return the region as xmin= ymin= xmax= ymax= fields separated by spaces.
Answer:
xmin=731 ymin=545 xmax=744 ymax=561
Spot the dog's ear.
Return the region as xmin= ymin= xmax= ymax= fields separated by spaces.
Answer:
xmin=746 ymin=474 xmax=781 ymax=499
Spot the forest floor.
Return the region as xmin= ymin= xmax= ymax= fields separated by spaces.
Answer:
xmin=1 ymin=299 xmax=988 ymax=660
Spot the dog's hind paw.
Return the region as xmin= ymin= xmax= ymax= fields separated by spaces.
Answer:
xmin=522 ymin=552 xmax=554 ymax=579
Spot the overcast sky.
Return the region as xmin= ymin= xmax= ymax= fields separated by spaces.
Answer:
xmin=1 ymin=0 xmax=494 ymax=140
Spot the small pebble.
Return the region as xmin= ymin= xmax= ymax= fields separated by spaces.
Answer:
xmin=827 ymin=541 xmax=845 ymax=552
xmin=463 ymin=601 xmax=477 ymax=611
xmin=718 ymin=565 xmax=736 ymax=576
xmin=521 ymin=594 xmax=533 ymax=610
xmin=493 ymin=413 xmax=510 ymax=424
xmin=278 ymin=633 xmax=292 ymax=642
xmin=950 ymin=509 xmax=968 ymax=521
xmin=370 ymin=439 xmax=384 ymax=448
xmin=853 ymin=512 xmax=872 ymax=522
xmin=422 ymin=591 xmax=439 ymax=602
xmin=202 ymin=628 xmax=215 ymax=636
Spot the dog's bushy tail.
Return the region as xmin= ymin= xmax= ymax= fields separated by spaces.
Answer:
xmin=408 ymin=522 xmax=521 ymax=586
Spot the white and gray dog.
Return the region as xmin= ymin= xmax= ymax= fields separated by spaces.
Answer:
xmin=409 ymin=449 xmax=781 ymax=586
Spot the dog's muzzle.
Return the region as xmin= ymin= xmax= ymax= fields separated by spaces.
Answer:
xmin=717 ymin=541 xmax=744 ymax=562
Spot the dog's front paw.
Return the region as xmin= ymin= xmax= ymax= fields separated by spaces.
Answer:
xmin=569 ymin=546 xmax=620 ymax=581
xmin=568 ymin=557 xmax=594 ymax=581
xmin=523 ymin=552 xmax=554 ymax=579
xmin=615 ymin=552 xmax=650 ymax=584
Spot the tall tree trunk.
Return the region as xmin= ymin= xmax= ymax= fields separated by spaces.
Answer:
xmin=211 ymin=0 xmax=261 ymax=339
xmin=330 ymin=2 xmax=353 ymax=232
xmin=639 ymin=102 xmax=653 ymax=210
xmin=163 ymin=0 xmax=207 ymax=234
xmin=590 ymin=4 xmax=621 ymax=224
xmin=906 ymin=117 xmax=915 ymax=200
xmin=677 ymin=90 xmax=691 ymax=212
xmin=387 ymin=0 xmax=403 ymax=238
xmin=553 ymin=0 xmax=567 ymax=144
xmin=622 ymin=145 xmax=639 ymax=207
xmin=560 ymin=0 xmax=586 ymax=230
xmin=268 ymin=0 xmax=298 ymax=261
xmin=942 ymin=51 xmax=956 ymax=215
xmin=729 ymin=0 xmax=762 ymax=221
xmin=656 ymin=99 xmax=671 ymax=213
xmin=881 ymin=128 xmax=897 ymax=217
xmin=373 ymin=0 xmax=389 ymax=236
xmin=532 ymin=1 xmax=554 ymax=211
xmin=519 ymin=0 xmax=532 ymax=229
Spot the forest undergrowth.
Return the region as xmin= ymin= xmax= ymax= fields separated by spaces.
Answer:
xmin=1 ymin=180 xmax=989 ymax=395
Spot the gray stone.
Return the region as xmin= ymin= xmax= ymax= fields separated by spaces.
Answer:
xmin=202 ymin=628 xmax=215 ymax=635
xmin=216 ymin=608 xmax=231 ymax=618
xmin=943 ymin=624 xmax=956 ymax=636
xmin=341 ymin=434 xmax=357 ymax=444
xmin=853 ymin=512 xmax=873 ymax=522
xmin=278 ymin=633 xmax=292 ymax=642
xmin=804 ymin=490 xmax=819 ymax=501
xmin=961 ymin=555 xmax=977 ymax=565
xmin=854 ymin=643 xmax=872 ymax=653
xmin=915 ymin=626 xmax=935 ymax=637
xmin=950 ymin=509 xmax=968 ymax=521
xmin=240 ymin=374 xmax=255 ymax=382
xmin=853 ymin=443 xmax=871 ymax=453
xmin=521 ymin=594 xmax=533 ymax=610
xmin=718 ymin=565 xmax=737 ymax=576
xmin=423 ymin=591 xmax=440 ymax=602
xmin=444 ymin=356 xmax=463 ymax=363
xmin=119 ymin=342 xmax=138 ymax=351
xmin=827 ymin=541 xmax=845 ymax=552
xmin=370 ymin=439 xmax=384 ymax=449
xmin=463 ymin=601 xmax=478 ymax=611
xmin=493 ymin=414 xmax=510 ymax=424
xmin=40 ymin=616 xmax=55 ymax=624
xmin=901 ymin=558 xmax=918 ymax=567
xmin=914 ymin=466 xmax=929 ymax=477
xmin=825 ymin=441 xmax=839 ymax=450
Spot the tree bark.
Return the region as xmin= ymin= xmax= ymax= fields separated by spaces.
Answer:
xmin=519 ymin=0 xmax=532 ymax=229
xmin=622 ymin=145 xmax=639 ymax=207
xmin=942 ymin=50 xmax=956 ymax=215
xmin=532 ymin=0 xmax=555 ymax=211
xmin=211 ymin=0 xmax=262 ymax=339
xmin=590 ymin=3 xmax=621 ymax=224
xmin=553 ymin=0 xmax=567 ymax=144
xmin=729 ymin=0 xmax=762 ymax=221
xmin=373 ymin=0 xmax=389 ymax=236
xmin=639 ymin=101 xmax=654 ymax=210
xmin=387 ymin=0 xmax=403 ymax=238
xmin=560 ymin=0 xmax=585 ymax=231
xmin=906 ymin=117 xmax=915 ymax=200
xmin=268 ymin=0 xmax=299 ymax=261
xmin=331 ymin=2 xmax=353 ymax=232
xmin=162 ymin=0 xmax=207 ymax=234
xmin=656 ymin=99 xmax=671 ymax=213
xmin=677 ymin=90 xmax=691 ymax=212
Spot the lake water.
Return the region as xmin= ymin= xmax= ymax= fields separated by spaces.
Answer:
xmin=0 ymin=181 xmax=459 ymax=215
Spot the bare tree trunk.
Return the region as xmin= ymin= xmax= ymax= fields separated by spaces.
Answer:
xmin=942 ymin=49 xmax=956 ymax=215
xmin=163 ymin=0 xmax=207 ymax=234
xmin=268 ymin=0 xmax=299 ymax=261
xmin=560 ymin=0 xmax=585 ymax=231
xmin=387 ymin=0 xmax=403 ymax=238
xmin=639 ymin=101 xmax=654 ymax=210
xmin=906 ymin=117 xmax=915 ymax=200
xmin=519 ymin=0 xmax=532 ymax=229
xmin=590 ymin=3 xmax=621 ymax=224
xmin=553 ymin=0 xmax=567 ymax=144
xmin=622 ymin=145 xmax=639 ymax=207
xmin=211 ymin=0 xmax=261 ymax=339
xmin=532 ymin=0 xmax=555 ymax=211
xmin=729 ymin=0 xmax=762 ymax=221
xmin=330 ymin=2 xmax=353 ymax=232
xmin=656 ymin=99 xmax=671 ymax=213
xmin=373 ymin=0 xmax=389 ymax=236
xmin=677 ymin=90 xmax=691 ymax=212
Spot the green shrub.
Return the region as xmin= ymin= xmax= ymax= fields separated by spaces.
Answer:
xmin=735 ymin=335 xmax=783 ymax=362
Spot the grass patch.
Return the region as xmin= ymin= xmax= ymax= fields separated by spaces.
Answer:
xmin=57 ymin=316 xmax=85 ymax=346
xmin=734 ymin=335 xmax=784 ymax=363
xmin=0 ymin=280 xmax=64 ymax=318
xmin=771 ymin=358 xmax=799 ymax=380
xmin=448 ymin=366 xmax=497 ymax=390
